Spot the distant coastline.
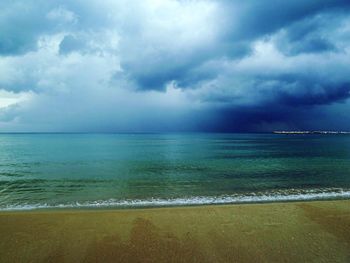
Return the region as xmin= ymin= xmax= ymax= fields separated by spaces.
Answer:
xmin=273 ymin=131 xmax=350 ymax=134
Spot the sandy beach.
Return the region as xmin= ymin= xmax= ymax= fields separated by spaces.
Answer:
xmin=0 ymin=200 xmax=349 ymax=263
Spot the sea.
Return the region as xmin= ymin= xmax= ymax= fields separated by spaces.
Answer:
xmin=0 ymin=133 xmax=349 ymax=211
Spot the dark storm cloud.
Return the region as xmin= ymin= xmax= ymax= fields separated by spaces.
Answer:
xmin=120 ymin=0 xmax=350 ymax=91
xmin=207 ymin=106 xmax=300 ymax=132
xmin=242 ymin=74 xmax=350 ymax=107
xmin=1 ymin=0 xmax=350 ymax=132
xmin=221 ymin=0 xmax=350 ymax=39
xmin=0 ymin=1 xmax=47 ymax=55
xmin=277 ymin=82 xmax=350 ymax=106
xmin=273 ymin=12 xmax=344 ymax=55
xmin=0 ymin=0 xmax=79 ymax=55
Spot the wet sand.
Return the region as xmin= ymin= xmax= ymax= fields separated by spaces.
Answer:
xmin=0 ymin=200 xmax=349 ymax=263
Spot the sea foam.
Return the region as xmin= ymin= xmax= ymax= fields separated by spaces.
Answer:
xmin=1 ymin=187 xmax=350 ymax=211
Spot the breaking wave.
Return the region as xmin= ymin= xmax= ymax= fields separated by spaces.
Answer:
xmin=1 ymin=187 xmax=349 ymax=211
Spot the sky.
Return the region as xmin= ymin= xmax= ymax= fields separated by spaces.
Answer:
xmin=0 ymin=0 xmax=350 ymax=132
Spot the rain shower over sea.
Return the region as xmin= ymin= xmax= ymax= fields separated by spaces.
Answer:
xmin=0 ymin=133 xmax=350 ymax=211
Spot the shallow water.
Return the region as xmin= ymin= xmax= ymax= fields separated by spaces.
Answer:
xmin=0 ymin=133 xmax=350 ymax=210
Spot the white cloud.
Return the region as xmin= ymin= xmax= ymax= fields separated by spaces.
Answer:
xmin=46 ymin=6 xmax=78 ymax=25
xmin=0 ymin=90 xmax=33 ymax=109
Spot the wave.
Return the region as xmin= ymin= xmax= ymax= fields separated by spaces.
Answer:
xmin=1 ymin=188 xmax=350 ymax=211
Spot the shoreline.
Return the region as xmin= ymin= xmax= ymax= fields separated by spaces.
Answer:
xmin=2 ymin=187 xmax=350 ymax=212
xmin=1 ymin=197 xmax=350 ymax=214
xmin=1 ymin=199 xmax=349 ymax=262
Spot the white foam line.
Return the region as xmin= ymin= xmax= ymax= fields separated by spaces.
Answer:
xmin=1 ymin=189 xmax=350 ymax=211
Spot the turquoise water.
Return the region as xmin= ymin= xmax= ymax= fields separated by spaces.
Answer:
xmin=0 ymin=133 xmax=350 ymax=210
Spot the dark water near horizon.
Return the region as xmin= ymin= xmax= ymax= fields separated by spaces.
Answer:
xmin=0 ymin=133 xmax=350 ymax=210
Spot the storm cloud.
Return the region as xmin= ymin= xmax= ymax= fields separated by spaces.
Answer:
xmin=0 ymin=0 xmax=350 ymax=132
